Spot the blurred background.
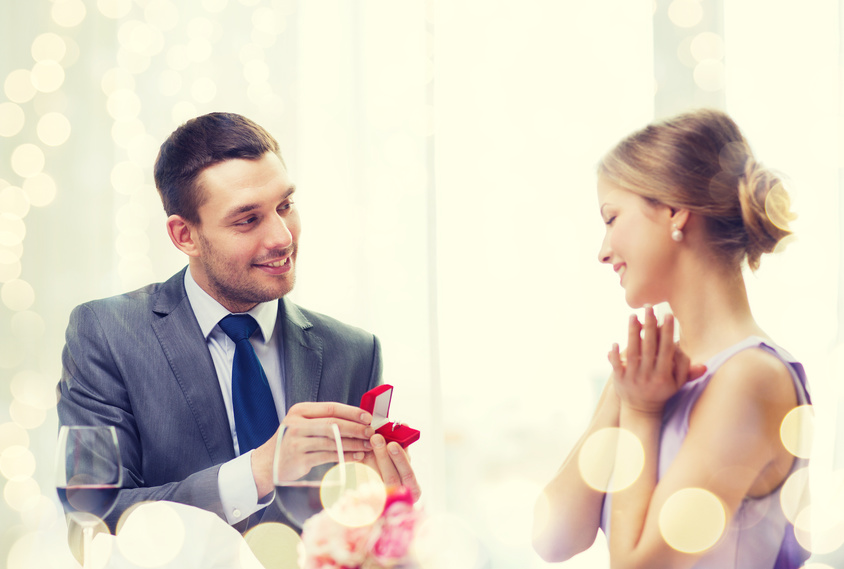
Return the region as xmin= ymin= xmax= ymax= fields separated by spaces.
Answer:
xmin=0 ymin=0 xmax=842 ymax=567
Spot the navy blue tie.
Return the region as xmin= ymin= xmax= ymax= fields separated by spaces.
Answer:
xmin=218 ymin=314 xmax=279 ymax=454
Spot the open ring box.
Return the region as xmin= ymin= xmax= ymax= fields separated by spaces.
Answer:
xmin=360 ymin=384 xmax=420 ymax=448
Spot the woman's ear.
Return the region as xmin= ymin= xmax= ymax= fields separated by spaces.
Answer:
xmin=166 ymin=215 xmax=201 ymax=257
xmin=670 ymin=208 xmax=690 ymax=231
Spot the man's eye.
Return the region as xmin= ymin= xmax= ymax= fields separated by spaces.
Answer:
xmin=236 ymin=216 xmax=257 ymax=226
xmin=279 ymin=201 xmax=294 ymax=212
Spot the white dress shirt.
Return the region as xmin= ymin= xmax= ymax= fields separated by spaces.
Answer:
xmin=183 ymin=268 xmax=285 ymax=524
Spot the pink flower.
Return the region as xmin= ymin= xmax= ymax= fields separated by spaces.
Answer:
xmin=299 ymin=485 xmax=422 ymax=569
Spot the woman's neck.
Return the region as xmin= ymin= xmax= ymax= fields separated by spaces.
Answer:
xmin=667 ymin=258 xmax=766 ymax=364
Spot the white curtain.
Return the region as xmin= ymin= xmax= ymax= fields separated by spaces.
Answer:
xmin=0 ymin=1 xmax=841 ymax=567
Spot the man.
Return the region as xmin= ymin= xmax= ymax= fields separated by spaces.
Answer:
xmin=58 ymin=112 xmax=419 ymax=533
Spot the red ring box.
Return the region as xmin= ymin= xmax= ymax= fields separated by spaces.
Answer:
xmin=360 ymin=384 xmax=420 ymax=448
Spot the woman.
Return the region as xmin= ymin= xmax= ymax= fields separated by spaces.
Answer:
xmin=533 ymin=109 xmax=810 ymax=569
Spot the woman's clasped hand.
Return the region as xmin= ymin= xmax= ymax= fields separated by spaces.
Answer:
xmin=608 ymin=307 xmax=706 ymax=417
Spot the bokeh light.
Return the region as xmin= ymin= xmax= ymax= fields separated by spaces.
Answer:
xmin=31 ymin=60 xmax=66 ymax=93
xmin=52 ymin=0 xmax=88 ymax=28
xmin=9 ymin=399 xmax=46 ymax=429
xmin=780 ymin=404 xmax=814 ymax=459
xmin=37 ymin=112 xmax=72 ymax=146
xmin=62 ymin=35 xmax=81 ymax=67
xmin=765 ymin=182 xmax=795 ymax=231
xmin=0 ymin=259 xmax=23 ymax=283
xmin=22 ymin=173 xmax=58 ymax=207
xmin=243 ymin=523 xmax=301 ymax=569
xmin=4 ymin=70 xmax=36 ymax=104
xmin=794 ymin=503 xmax=844 ymax=555
xmin=578 ymin=427 xmax=645 ymax=493
xmin=693 ymin=59 xmax=725 ymax=91
xmin=779 ymin=466 xmax=811 ymax=523
xmin=321 ymin=463 xmax=386 ymax=528
xmin=111 ymin=118 xmax=146 ymax=149
xmin=3 ymin=477 xmax=41 ymax=512
xmin=10 ymin=311 xmax=46 ymax=343
xmin=202 ymin=0 xmax=228 ymax=13
xmin=32 ymin=32 xmax=68 ymax=62
xmin=126 ymin=133 xmax=159 ymax=167
xmin=116 ymin=501 xmax=187 ymax=567
xmin=118 ymin=49 xmax=152 ymax=75
xmin=145 ymin=0 xmax=181 ymax=32
xmin=118 ymin=20 xmax=164 ymax=58
xmin=0 ymin=213 xmax=27 ymax=247
xmin=690 ymin=32 xmax=724 ymax=63
xmin=107 ymin=89 xmax=142 ymax=120
xmin=667 ymin=0 xmax=703 ymax=28
xmin=11 ymin=144 xmax=46 ymax=178
xmin=0 ymin=445 xmax=37 ymax=481
xmin=412 ymin=513 xmax=483 ymax=569
xmin=19 ymin=495 xmax=59 ymax=529
xmin=186 ymin=38 xmax=213 ymax=62
xmin=0 ymin=186 xmax=31 ymax=219
xmin=243 ymin=60 xmax=270 ymax=84
xmin=659 ymin=488 xmax=725 ymax=554
xmin=0 ymin=103 xmax=26 ymax=137
xmin=0 ymin=422 xmax=30 ymax=452
xmin=12 ymin=370 xmax=56 ymax=411
xmin=187 ymin=16 xmax=215 ymax=39
xmin=98 ymin=0 xmax=134 ymax=19
xmin=253 ymin=6 xmax=286 ymax=36
xmin=2 ymin=278 xmax=36 ymax=311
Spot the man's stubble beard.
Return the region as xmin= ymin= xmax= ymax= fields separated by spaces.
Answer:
xmin=197 ymin=231 xmax=297 ymax=310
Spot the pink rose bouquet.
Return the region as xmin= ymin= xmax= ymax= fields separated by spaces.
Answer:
xmin=299 ymin=485 xmax=421 ymax=569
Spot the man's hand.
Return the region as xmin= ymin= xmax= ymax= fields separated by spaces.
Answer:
xmin=362 ymin=434 xmax=422 ymax=503
xmin=251 ymin=402 xmax=374 ymax=498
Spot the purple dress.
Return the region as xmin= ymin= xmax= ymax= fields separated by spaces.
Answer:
xmin=600 ymin=336 xmax=811 ymax=569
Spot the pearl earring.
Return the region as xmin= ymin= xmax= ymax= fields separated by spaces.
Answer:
xmin=671 ymin=224 xmax=684 ymax=242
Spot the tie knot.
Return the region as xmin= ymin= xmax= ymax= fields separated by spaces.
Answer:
xmin=218 ymin=314 xmax=259 ymax=342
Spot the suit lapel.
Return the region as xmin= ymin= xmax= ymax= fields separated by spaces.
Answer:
xmin=150 ymin=269 xmax=235 ymax=464
xmin=280 ymin=298 xmax=323 ymax=412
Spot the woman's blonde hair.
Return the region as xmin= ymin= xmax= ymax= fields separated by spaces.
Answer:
xmin=598 ymin=109 xmax=794 ymax=270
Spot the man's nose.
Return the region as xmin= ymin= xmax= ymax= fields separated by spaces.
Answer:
xmin=266 ymin=214 xmax=293 ymax=249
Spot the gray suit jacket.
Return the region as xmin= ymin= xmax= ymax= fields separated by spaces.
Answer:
xmin=58 ymin=267 xmax=381 ymax=531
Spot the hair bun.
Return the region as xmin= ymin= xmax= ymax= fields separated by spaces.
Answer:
xmin=737 ymin=161 xmax=795 ymax=270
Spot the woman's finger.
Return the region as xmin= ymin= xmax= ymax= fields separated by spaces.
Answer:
xmin=640 ymin=306 xmax=657 ymax=374
xmin=673 ymin=343 xmax=691 ymax=388
xmin=608 ymin=343 xmax=625 ymax=378
xmin=626 ymin=314 xmax=642 ymax=374
xmin=655 ymin=314 xmax=676 ymax=378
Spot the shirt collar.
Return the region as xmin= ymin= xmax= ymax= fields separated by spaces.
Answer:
xmin=183 ymin=267 xmax=279 ymax=343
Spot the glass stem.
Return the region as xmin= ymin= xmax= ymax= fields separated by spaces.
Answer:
xmin=82 ymin=525 xmax=93 ymax=569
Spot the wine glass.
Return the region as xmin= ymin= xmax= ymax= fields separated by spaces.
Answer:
xmin=272 ymin=423 xmax=346 ymax=529
xmin=273 ymin=424 xmax=387 ymax=530
xmin=56 ymin=425 xmax=122 ymax=568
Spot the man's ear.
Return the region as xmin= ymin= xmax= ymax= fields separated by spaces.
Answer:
xmin=166 ymin=215 xmax=200 ymax=257
xmin=670 ymin=208 xmax=690 ymax=231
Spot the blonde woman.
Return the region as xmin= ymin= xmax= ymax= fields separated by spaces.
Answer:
xmin=533 ymin=109 xmax=810 ymax=569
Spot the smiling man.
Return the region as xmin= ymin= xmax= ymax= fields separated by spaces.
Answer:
xmin=58 ymin=113 xmax=419 ymax=534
